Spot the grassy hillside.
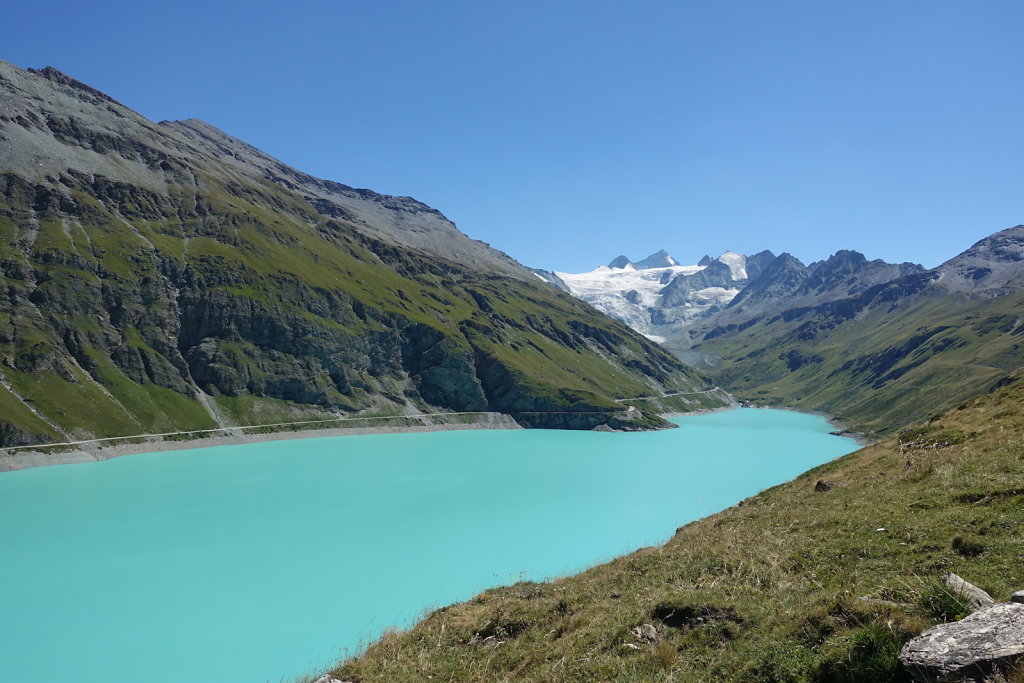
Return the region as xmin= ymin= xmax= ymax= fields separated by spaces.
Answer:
xmin=327 ymin=373 xmax=1024 ymax=682
xmin=693 ymin=281 xmax=1024 ymax=438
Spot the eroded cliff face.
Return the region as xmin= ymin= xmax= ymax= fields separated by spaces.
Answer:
xmin=0 ymin=62 xmax=725 ymax=445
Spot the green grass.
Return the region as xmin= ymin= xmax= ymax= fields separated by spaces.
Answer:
xmin=0 ymin=381 xmax=60 ymax=440
xmin=212 ymin=394 xmax=339 ymax=426
xmin=695 ymin=290 xmax=1024 ymax=437
xmin=4 ymin=366 xmax=142 ymax=438
xmin=83 ymin=349 xmax=217 ymax=433
xmin=328 ymin=373 xmax=1024 ymax=682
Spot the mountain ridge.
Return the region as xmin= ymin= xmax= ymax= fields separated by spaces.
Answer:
xmin=688 ymin=225 xmax=1024 ymax=435
xmin=0 ymin=61 xmax=729 ymax=447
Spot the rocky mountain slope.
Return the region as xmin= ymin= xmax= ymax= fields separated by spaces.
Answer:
xmin=0 ymin=61 xmax=728 ymax=447
xmin=690 ymin=227 xmax=1024 ymax=436
xmin=547 ymin=229 xmax=1024 ymax=438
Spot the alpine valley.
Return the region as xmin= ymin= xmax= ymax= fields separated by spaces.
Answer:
xmin=551 ymin=233 xmax=1024 ymax=437
xmin=4 ymin=60 xmax=1024 ymax=683
xmin=337 ymin=234 xmax=1024 ymax=682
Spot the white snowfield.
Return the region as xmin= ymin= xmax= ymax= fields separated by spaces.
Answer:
xmin=555 ymin=252 xmax=748 ymax=340
xmin=556 ymin=263 xmax=704 ymax=307
xmin=717 ymin=251 xmax=747 ymax=279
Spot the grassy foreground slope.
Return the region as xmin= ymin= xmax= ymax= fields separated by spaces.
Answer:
xmin=329 ymin=376 xmax=1024 ymax=682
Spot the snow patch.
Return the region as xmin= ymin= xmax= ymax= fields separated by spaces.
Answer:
xmin=717 ymin=251 xmax=747 ymax=280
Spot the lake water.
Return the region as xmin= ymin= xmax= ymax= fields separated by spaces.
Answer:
xmin=0 ymin=408 xmax=857 ymax=683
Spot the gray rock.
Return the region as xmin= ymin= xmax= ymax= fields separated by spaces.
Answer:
xmin=631 ymin=623 xmax=659 ymax=642
xmin=942 ymin=573 xmax=996 ymax=611
xmin=1011 ymin=591 xmax=1024 ymax=605
xmin=899 ymin=602 xmax=1024 ymax=682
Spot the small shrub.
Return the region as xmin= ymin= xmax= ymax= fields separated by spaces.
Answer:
xmin=473 ymin=609 xmax=530 ymax=641
xmin=898 ymin=426 xmax=971 ymax=450
xmin=655 ymin=638 xmax=677 ymax=669
xmin=917 ymin=581 xmax=972 ymax=622
xmin=813 ymin=621 xmax=910 ymax=682
xmin=951 ymin=535 xmax=986 ymax=557
xmin=741 ymin=639 xmax=815 ymax=682
xmin=650 ymin=603 xmax=742 ymax=629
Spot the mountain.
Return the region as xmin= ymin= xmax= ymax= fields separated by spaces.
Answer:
xmin=633 ymin=249 xmax=679 ymax=269
xmin=701 ymin=250 xmax=924 ymax=326
xmin=936 ymin=226 xmax=1024 ymax=292
xmin=691 ymin=227 xmax=1024 ymax=436
xmin=0 ymin=61 xmax=729 ymax=446
xmin=526 ymin=268 xmax=571 ymax=292
xmin=554 ymin=250 xmax=755 ymax=342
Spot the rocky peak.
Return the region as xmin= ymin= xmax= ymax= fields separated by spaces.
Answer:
xmin=804 ymin=250 xmax=924 ymax=297
xmin=607 ymin=255 xmax=633 ymax=269
xmin=748 ymin=252 xmax=809 ymax=291
xmin=723 ymin=252 xmax=809 ymax=315
xmin=659 ymin=259 xmax=737 ymax=307
xmin=938 ymin=225 xmax=1024 ymax=291
xmin=26 ymin=65 xmax=124 ymax=106
xmin=743 ymin=250 xmax=777 ymax=281
xmin=634 ymin=250 xmax=679 ymax=269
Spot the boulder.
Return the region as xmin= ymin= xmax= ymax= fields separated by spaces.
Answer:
xmin=630 ymin=623 xmax=659 ymax=642
xmin=899 ymin=602 xmax=1024 ymax=682
xmin=942 ymin=573 xmax=995 ymax=611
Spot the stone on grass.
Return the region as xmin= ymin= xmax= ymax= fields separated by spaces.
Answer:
xmin=899 ymin=602 xmax=1024 ymax=682
xmin=630 ymin=623 xmax=659 ymax=642
xmin=942 ymin=573 xmax=995 ymax=611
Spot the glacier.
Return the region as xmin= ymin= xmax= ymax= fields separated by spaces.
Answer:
xmin=555 ymin=250 xmax=751 ymax=340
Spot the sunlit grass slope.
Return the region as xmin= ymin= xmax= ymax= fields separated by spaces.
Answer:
xmin=329 ymin=372 xmax=1024 ymax=682
xmin=698 ymin=286 xmax=1024 ymax=438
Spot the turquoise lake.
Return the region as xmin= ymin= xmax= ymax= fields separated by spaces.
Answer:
xmin=0 ymin=408 xmax=858 ymax=683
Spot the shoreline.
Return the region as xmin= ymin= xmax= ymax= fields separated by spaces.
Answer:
xmin=0 ymin=413 xmax=522 ymax=473
xmin=747 ymin=403 xmax=873 ymax=447
xmin=0 ymin=403 xmax=869 ymax=474
xmin=662 ymin=401 xmax=872 ymax=447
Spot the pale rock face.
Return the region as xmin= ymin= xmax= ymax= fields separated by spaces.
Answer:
xmin=899 ymin=601 xmax=1024 ymax=682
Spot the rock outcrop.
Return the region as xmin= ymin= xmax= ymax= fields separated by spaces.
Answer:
xmin=900 ymin=602 xmax=1024 ymax=682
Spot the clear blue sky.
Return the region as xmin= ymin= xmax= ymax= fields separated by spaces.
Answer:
xmin=5 ymin=1 xmax=1023 ymax=272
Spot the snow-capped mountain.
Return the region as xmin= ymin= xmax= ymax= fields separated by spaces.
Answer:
xmin=550 ymin=247 xmax=924 ymax=365
xmin=555 ymin=250 xmax=764 ymax=341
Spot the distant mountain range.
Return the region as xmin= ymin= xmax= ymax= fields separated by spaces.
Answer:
xmin=0 ymin=61 xmax=729 ymax=446
xmin=547 ymin=228 xmax=1024 ymax=436
xmin=546 ymin=248 xmax=919 ymax=343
